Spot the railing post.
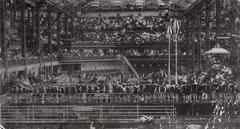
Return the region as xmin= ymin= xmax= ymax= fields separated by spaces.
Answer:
xmin=56 ymin=93 xmax=59 ymax=103
xmin=137 ymin=104 xmax=139 ymax=118
xmin=0 ymin=105 xmax=2 ymax=124
xmin=32 ymin=105 xmax=34 ymax=121
xmin=66 ymin=105 xmax=68 ymax=121
xmin=27 ymin=105 xmax=30 ymax=122
xmin=101 ymin=105 xmax=103 ymax=123
xmin=99 ymin=105 xmax=102 ymax=123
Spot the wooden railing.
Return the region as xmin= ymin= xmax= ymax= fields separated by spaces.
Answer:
xmin=60 ymin=56 xmax=122 ymax=63
xmin=1 ymin=57 xmax=59 ymax=68
xmin=8 ymin=93 xmax=240 ymax=105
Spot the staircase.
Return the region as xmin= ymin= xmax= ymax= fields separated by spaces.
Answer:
xmin=122 ymin=56 xmax=139 ymax=79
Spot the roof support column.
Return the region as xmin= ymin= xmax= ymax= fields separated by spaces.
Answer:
xmin=57 ymin=12 xmax=62 ymax=74
xmin=32 ymin=6 xmax=36 ymax=50
xmin=216 ymin=0 xmax=222 ymax=41
xmin=35 ymin=3 xmax=42 ymax=80
xmin=21 ymin=0 xmax=27 ymax=78
xmin=57 ymin=12 xmax=62 ymax=55
xmin=197 ymin=15 xmax=202 ymax=72
xmin=70 ymin=14 xmax=74 ymax=40
xmin=64 ymin=13 xmax=68 ymax=41
xmin=205 ymin=0 xmax=210 ymax=50
xmin=1 ymin=0 xmax=7 ymax=78
xmin=191 ymin=20 xmax=195 ymax=74
xmin=47 ymin=7 xmax=53 ymax=80
xmin=185 ymin=19 xmax=191 ymax=73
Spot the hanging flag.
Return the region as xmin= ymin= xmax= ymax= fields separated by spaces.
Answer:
xmin=172 ymin=18 xmax=180 ymax=36
xmin=167 ymin=25 xmax=172 ymax=39
xmin=166 ymin=18 xmax=173 ymax=38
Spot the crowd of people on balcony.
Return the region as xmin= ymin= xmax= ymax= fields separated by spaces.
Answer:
xmin=73 ymin=15 xmax=187 ymax=45
xmin=2 ymin=48 xmax=59 ymax=66
xmin=61 ymin=48 xmax=190 ymax=58
xmin=62 ymin=49 xmax=118 ymax=57
xmin=76 ymin=16 xmax=166 ymax=31
xmin=78 ymin=31 xmax=178 ymax=44
xmin=7 ymin=61 xmax=240 ymax=105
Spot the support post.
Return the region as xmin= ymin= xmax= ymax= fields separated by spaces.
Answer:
xmin=64 ymin=13 xmax=68 ymax=44
xmin=168 ymin=33 xmax=171 ymax=85
xmin=57 ymin=12 xmax=62 ymax=56
xmin=197 ymin=16 xmax=202 ymax=71
xmin=1 ymin=0 xmax=7 ymax=78
xmin=35 ymin=3 xmax=42 ymax=80
xmin=21 ymin=0 xmax=27 ymax=77
xmin=191 ymin=20 xmax=195 ymax=73
xmin=185 ymin=19 xmax=191 ymax=73
xmin=70 ymin=14 xmax=74 ymax=40
xmin=32 ymin=7 xmax=36 ymax=50
xmin=175 ymin=37 xmax=178 ymax=86
xmin=57 ymin=12 xmax=62 ymax=74
xmin=47 ymin=8 xmax=53 ymax=80
xmin=230 ymin=0 xmax=240 ymax=80
xmin=215 ymin=0 xmax=222 ymax=40
xmin=205 ymin=0 xmax=210 ymax=50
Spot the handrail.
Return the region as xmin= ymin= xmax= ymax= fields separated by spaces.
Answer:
xmin=122 ymin=56 xmax=140 ymax=79
xmin=3 ymin=57 xmax=59 ymax=68
xmin=8 ymin=92 xmax=240 ymax=105
xmin=61 ymin=56 xmax=122 ymax=62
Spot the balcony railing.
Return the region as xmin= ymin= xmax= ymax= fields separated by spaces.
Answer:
xmin=8 ymin=93 xmax=240 ymax=105
xmin=1 ymin=57 xmax=59 ymax=68
xmin=60 ymin=55 xmax=122 ymax=63
xmin=126 ymin=55 xmax=192 ymax=60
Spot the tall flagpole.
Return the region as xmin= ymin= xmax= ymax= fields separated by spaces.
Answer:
xmin=175 ymin=36 xmax=178 ymax=86
xmin=167 ymin=1 xmax=173 ymax=86
xmin=167 ymin=22 xmax=172 ymax=86
xmin=168 ymin=31 xmax=171 ymax=86
xmin=173 ymin=19 xmax=179 ymax=86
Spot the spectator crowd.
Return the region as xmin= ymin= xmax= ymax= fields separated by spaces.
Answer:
xmin=74 ymin=16 xmax=186 ymax=45
xmin=62 ymin=48 xmax=189 ymax=58
xmin=7 ymin=63 xmax=240 ymax=104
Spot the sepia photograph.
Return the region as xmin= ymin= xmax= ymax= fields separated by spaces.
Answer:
xmin=0 ymin=0 xmax=240 ymax=129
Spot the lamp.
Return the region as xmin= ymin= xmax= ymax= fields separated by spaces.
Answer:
xmin=205 ymin=44 xmax=230 ymax=55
